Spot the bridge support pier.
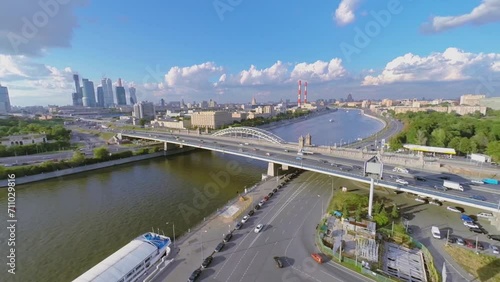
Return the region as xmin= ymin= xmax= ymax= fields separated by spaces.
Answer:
xmin=163 ymin=142 xmax=178 ymax=152
xmin=367 ymin=178 xmax=375 ymax=218
xmin=267 ymin=162 xmax=280 ymax=177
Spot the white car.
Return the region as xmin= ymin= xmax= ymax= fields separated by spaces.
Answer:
xmin=477 ymin=212 xmax=494 ymax=219
xmin=241 ymin=215 xmax=249 ymax=224
xmin=415 ymin=198 xmax=428 ymax=203
xmin=463 ymin=221 xmax=479 ymax=228
xmin=258 ymin=200 xmax=265 ymax=207
xmin=396 ymin=178 xmax=409 ymax=185
xmin=491 ymin=245 xmax=499 ymax=254
xmin=447 ymin=206 xmax=462 ymax=213
xmin=254 ymin=224 xmax=264 ymax=233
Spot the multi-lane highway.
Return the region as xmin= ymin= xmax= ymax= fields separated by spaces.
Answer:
xmin=157 ymin=172 xmax=374 ymax=282
xmin=121 ymin=131 xmax=500 ymax=212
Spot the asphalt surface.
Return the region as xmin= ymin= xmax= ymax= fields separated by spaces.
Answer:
xmin=156 ymin=173 xmax=374 ymax=282
xmin=346 ymin=118 xmax=404 ymax=150
xmin=121 ymin=131 xmax=500 ymax=211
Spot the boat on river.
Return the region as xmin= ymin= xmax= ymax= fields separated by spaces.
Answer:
xmin=73 ymin=232 xmax=171 ymax=282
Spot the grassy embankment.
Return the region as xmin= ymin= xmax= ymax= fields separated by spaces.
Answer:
xmin=444 ymin=245 xmax=500 ymax=282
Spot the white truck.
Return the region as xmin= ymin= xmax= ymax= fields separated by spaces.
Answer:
xmin=470 ymin=153 xmax=490 ymax=163
xmin=443 ymin=180 xmax=464 ymax=191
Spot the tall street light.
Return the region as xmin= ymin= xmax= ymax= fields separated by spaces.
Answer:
xmin=201 ymin=230 xmax=207 ymax=264
xmin=166 ymin=222 xmax=175 ymax=248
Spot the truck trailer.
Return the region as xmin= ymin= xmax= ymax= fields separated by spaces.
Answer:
xmin=482 ymin=178 xmax=499 ymax=185
xmin=443 ymin=180 xmax=464 ymax=191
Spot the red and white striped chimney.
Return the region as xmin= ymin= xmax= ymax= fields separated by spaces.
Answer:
xmin=304 ymin=81 xmax=308 ymax=104
xmin=298 ymin=80 xmax=302 ymax=108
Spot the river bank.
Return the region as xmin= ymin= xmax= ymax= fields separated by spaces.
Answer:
xmin=0 ymin=148 xmax=195 ymax=188
xmin=259 ymin=107 xmax=335 ymax=131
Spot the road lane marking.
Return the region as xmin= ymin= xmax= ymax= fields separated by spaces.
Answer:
xmin=238 ymin=251 xmax=260 ymax=282
xmin=265 ymin=236 xmax=270 ymax=243
xmin=319 ymin=269 xmax=344 ymax=282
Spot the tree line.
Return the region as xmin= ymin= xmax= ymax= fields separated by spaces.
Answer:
xmin=388 ymin=110 xmax=500 ymax=161
xmin=0 ymin=146 xmax=162 ymax=180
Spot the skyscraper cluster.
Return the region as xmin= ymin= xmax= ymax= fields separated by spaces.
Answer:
xmin=0 ymin=84 xmax=12 ymax=114
xmin=71 ymin=74 xmax=137 ymax=108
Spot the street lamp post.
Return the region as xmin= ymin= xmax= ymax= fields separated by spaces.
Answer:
xmin=201 ymin=230 xmax=207 ymax=263
xmin=166 ymin=222 xmax=175 ymax=248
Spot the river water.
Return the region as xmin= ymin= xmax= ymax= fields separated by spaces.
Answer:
xmin=0 ymin=109 xmax=383 ymax=282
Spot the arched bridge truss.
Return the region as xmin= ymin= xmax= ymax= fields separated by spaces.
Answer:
xmin=212 ymin=127 xmax=286 ymax=144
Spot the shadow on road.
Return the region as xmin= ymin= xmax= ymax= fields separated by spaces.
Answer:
xmin=282 ymin=256 xmax=295 ymax=268
xmin=210 ymin=255 xmax=226 ymax=267
xmin=199 ymin=268 xmax=216 ymax=280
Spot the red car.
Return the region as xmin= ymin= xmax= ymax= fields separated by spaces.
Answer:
xmin=264 ymin=196 xmax=269 ymax=201
xmin=465 ymin=240 xmax=474 ymax=248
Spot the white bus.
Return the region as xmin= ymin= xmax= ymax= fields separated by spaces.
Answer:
xmin=431 ymin=226 xmax=441 ymax=239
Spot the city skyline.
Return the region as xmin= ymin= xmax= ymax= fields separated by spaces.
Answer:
xmin=1 ymin=1 xmax=500 ymax=106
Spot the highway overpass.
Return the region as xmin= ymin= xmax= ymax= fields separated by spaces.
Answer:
xmin=119 ymin=128 xmax=500 ymax=213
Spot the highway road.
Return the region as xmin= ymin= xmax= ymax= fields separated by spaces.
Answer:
xmin=346 ymin=118 xmax=404 ymax=150
xmin=159 ymin=172 xmax=374 ymax=282
xmin=121 ymin=131 xmax=500 ymax=212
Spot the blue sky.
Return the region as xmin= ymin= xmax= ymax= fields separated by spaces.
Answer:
xmin=1 ymin=0 xmax=500 ymax=106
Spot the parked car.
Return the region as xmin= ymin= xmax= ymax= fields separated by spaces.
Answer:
xmin=456 ymin=238 xmax=465 ymax=245
xmin=447 ymin=206 xmax=463 ymax=213
xmin=223 ymin=233 xmax=232 ymax=243
xmin=491 ymin=245 xmax=499 ymax=254
xmin=201 ymin=256 xmax=213 ymax=269
xmin=188 ymin=268 xmax=202 ymax=282
xmin=464 ymin=221 xmax=479 ymax=229
xmin=477 ymin=212 xmax=494 ymax=219
xmin=273 ymin=256 xmax=283 ymax=268
xmin=215 ymin=242 xmax=225 ymax=252
xmin=268 ymin=192 xmax=274 ymax=198
xmin=273 ymin=188 xmax=278 ymax=193
xmin=488 ymin=235 xmax=500 ymax=242
xmin=254 ymin=224 xmax=264 ymax=233
xmin=254 ymin=205 xmax=260 ymax=210
xmin=235 ymin=222 xmax=242 ymax=230
xmin=448 ymin=237 xmax=457 ymax=244
xmin=469 ymin=227 xmax=487 ymax=234
xmin=415 ymin=198 xmax=428 ymax=203
xmin=241 ymin=215 xmax=249 ymax=223
xmin=429 ymin=200 xmax=443 ymax=206
xmin=248 ymin=210 xmax=255 ymax=216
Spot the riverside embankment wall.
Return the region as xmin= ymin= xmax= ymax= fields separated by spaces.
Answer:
xmin=0 ymin=148 xmax=195 ymax=187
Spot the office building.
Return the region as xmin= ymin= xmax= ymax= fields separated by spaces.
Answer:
xmin=81 ymin=78 xmax=96 ymax=107
xmin=96 ymin=86 xmax=105 ymax=107
xmin=72 ymin=74 xmax=83 ymax=106
xmin=129 ymin=87 xmax=137 ymax=104
xmin=115 ymin=78 xmax=127 ymax=106
xmin=133 ymin=101 xmax=156 ymax=119
xmin=191 ymin=111 xmax=233 ymax=129
xmin=0 ymin=84 xmax=11 ymax=113
xmin=460 ymin=94 xmax=485 ymax=106
xmin=101 ymin=78 xmax=114 ymax=107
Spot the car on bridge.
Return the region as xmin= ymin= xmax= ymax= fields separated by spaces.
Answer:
xmin=296 ymin=157 xmax=302 ymax=160
xmin=396 ymin=178 xmax=409 ymax=185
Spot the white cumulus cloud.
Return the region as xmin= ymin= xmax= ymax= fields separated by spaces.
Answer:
xmin=334 ymin=0 xmax=360 ymax=26
xmin=362 ymin=48 xmax=500 ymax=86
xmin=290 ymin=59 xmax=347 ymax=82
xmin=421 ymin=0 xmax=500 ymax=33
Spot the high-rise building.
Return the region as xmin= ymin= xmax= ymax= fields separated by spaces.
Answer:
xmin=96 ymin=86 xmax=105 ymax=107
xmin=72 ymin=74 xmax=83 ymax=106
xmin=133 ymin=101 xmax=156 ymax=119
xmin=160 ymin=99 xmax=165 ymax=107
xmin=0 ymin=84 xmax=11 ymax=114
xmin=346 ymin=93 xmax=354 ymax=102
xmin=81 ymin=78 xmax=96 ymax=107
xmin=129 ymin=87 xmax=137 ymax=104
xmin=101 ymin=78 xmax=114 ymax=107
xmin=115 ymin=80 xmax=127 ymax=105
xmin=251 ymin=97 xmax=257 ymax=105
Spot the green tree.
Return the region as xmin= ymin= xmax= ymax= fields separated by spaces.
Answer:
xmin=486 ymin=141 xmax=500 ymax=162
xmin=373 ymin=208 xmax=389 ymax=227
xmin=390 ymin=204 xmax=399 ymax=219
xmin=93 ymin=147 xmax=110 ymax=160
xmin=71 ymin=151 xmax=85 ymax=164
xmin=373 ymin=201 xmax=382 ymax=215
xmin=355 ymin=203 xmax=363 ymax=222
xmin=415 ymin=129 xmax=428 ymax=145
xmin=139 ymin=119 xmax=147 ymax=126
xmin=458 ymin=137 xmax=471 ymax=154
xmin=430 ymin=128 xmax=447 ymax=147
xmin=342 ymin=204 xmax=349 ymax=219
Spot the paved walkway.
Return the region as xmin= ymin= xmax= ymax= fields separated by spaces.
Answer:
xmin=151 ymin=174 xmax=290 ymax=282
